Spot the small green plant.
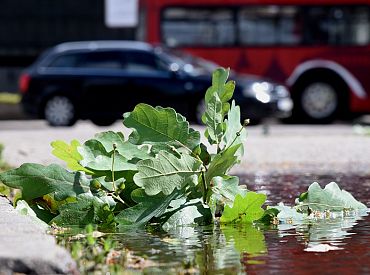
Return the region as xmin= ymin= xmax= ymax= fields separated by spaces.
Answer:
xmin=0 ymin=143 xmax=13 ymax=197
xmin=0 ymin=68 xmax=366 ymax=231
xmin=55 ymin=224 xmax=126 ymax=274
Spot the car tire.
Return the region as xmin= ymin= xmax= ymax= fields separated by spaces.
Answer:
xmin=295 ymin=80 xmax=345 ymax=123
xmin=91 ymin=118 xmax=117 ymax=126
xmin=44 ymin=95 xmax=76 ymax=126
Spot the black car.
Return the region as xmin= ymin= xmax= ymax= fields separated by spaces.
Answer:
xmin=20 ymin=41 xmax=293 ymax=126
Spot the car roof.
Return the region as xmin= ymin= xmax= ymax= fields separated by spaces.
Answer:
xmin=53 ymin=40 xmax=154 ymax=53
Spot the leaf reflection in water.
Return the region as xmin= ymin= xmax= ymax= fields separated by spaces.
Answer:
xmin=277 ymin=209 xmax=369 ymax=252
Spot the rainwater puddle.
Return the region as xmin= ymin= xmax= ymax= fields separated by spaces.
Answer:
xmin=70 ymin=174 xmax=370 ymax=274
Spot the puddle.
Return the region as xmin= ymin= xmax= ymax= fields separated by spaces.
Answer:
xmin=61 ymin=174 xmax=370 ymax=273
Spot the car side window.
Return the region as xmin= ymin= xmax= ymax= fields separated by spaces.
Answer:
xmin=47 ymin=53 xmax=82 ymax=68
xmin=47 ymin=51 xmax=123 ymax=69
xmin=122 ymin=51 xmax=164 ymax=73
xmin=76 ymin=51 xmax=123 ymax=69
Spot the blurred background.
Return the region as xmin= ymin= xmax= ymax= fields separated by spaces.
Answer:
xmin=0 ymin=0 xmax=369 ymax=125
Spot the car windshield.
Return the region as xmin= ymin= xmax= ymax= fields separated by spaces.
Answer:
xmin=155 ymin=46 xmax=219 ymax=76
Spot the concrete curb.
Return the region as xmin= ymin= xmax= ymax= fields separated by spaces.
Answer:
xmin=0 ymin=196 xmax=77 ymax=274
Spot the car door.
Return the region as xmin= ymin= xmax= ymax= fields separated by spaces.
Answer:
xmin=77 ymin=50 xmax=129 ymax=118
xmin=119 ymin=50 xmax=193 ymax=115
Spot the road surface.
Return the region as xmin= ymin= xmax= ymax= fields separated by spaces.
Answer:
xmin=0 ymin=120 xmax=370 ymax=175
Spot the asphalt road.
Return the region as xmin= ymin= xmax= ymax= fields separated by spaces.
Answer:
xmin=0 ymin=120 xmax=370 ymax=175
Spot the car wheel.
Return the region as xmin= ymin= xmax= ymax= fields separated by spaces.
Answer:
xmin=44 ymin=95 xmax=76 ymax=126
xmin=297 ymin=81 xmax=340 ymax=123
xmin=91 ymin=118 xmax=117 ymax=126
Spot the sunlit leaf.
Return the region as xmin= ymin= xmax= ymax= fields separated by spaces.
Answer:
xmin=270 ymin=202 xmax=306 ymax=224
xmin=0 ymin=163 xmax=90 ymax=201
xmin=123 ymin=104 xmax=200 ymax=154
xmin=78 ymin=140 xmax=136 ymax=172
xmin=203 ymin=93 xmax=225 ymax=145
xmin=93 ymin=131 xmax=150 ymax=160
xmin=51 ymin=140 xmax=93 ymax=174
xmin=134 ymin=151 xmax=202 ymax=196
xmin=204 ymin=68 xmax=234 ymax=112
xmin=223 ymin=101 xmax=247 ymax=159
xmin=203 ymin=68 xmax=236 ymax=145
xmin=302 ymin=182 xmax=367 ymax=211
xmin=209 ymin=176 xmax=247 ymax=216
xmin=220 ymin=192 xmax=266 ymax=223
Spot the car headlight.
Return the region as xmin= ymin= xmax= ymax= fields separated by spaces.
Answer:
xmin=275 ymin=85 xmax=290 ymax=97
xmin=243 ymin=82 xmax=273 ymax=103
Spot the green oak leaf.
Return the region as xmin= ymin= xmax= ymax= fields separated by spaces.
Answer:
xmin=258 ymin=207 xmax=280 ymax=225
xmin=222 ymin=224 xmax=267 ymax=255
xmin=206 ymin=144 xmax=241 ymax=183
xmin=220 ymin=192 xmax=266 ymax=223
xmin=93 ymin=131 xmax=125 ymax=153
xmin=15 ymin=200 xmax=49 ymax=229
xmin=209 ymin=176 xmax=247 ymax=216
xmin=94 ymin=131 xmax=150 ymax=160
xmin=51 ymin=193 xmax=115 ymax=226
xmin=115 ymin=188 xmax=182 ymax=226
xmin=203 ymin=93 xmax=225 ymax=145
xmin=162 ymin=199 xmax=212 ymax=230
xmin=51 ymin=140 xmax=93 ymax=174
xmin=194 ymin=143 xmax=211 ymax=166
xmin=302 ymin=182 xmax=367 ymax=211
xmin=0 ymin=163 xmax=90 ymax=201
xmin=202 ymin=68 xmax=236 ymax=145
xmin=134 ymin=151 xmax=202 ymax=196
xmin=204 ymin=68 xmax=235 ymax=116
xmin=123 ymin=104 xmax=200 ymax=153
xmin=78 ymin=140 xmax=136 ymax=172
xmin=270 ymin=203 xmax=306 ymax=224
xmin=223 ymin=101 xmax=247 ymax=159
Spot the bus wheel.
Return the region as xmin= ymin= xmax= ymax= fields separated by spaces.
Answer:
xmin=44 ymin=95 xmax=77 ymax=126
xmin=296 ymin=81 xmax=343 ymax=123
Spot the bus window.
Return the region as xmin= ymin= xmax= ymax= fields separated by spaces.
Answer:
xmin=162 ymin=8 xmax=235 ymax=47
xmin=238 ymin=6 xmax=302 ymax=46
xmin=304 ymin=6 xmax=370 ymax=45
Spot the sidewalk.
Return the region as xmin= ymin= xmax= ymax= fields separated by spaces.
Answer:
xmin=0 ymin=196 xmax=77 ymax=274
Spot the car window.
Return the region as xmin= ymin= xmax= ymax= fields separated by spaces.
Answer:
xmin=76 ymin=51 xmax=123 ymax=69
xmin=47 ymin=53 xmax=82 ymax=68
xmin=122 ymin=51 xmax=166 ymax=73
xmin=47 ymin=51 xmax=123 ymax=69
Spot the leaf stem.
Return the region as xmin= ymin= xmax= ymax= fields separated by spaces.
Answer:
xmin=224 ymin=119 xmax=248 ymax=152
xmin=216 ymin=143 xmax=221 ymax=154
xmin=111 ymin=193 xmax=130 ymax=208
xmin=201 ymin=168 xmax=207 ymax=204
xmin=111 ymin=143 xmax=117 ymax=192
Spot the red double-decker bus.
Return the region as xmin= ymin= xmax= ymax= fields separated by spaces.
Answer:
xmin=141 ymin=0 xmax=370 ymax=123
